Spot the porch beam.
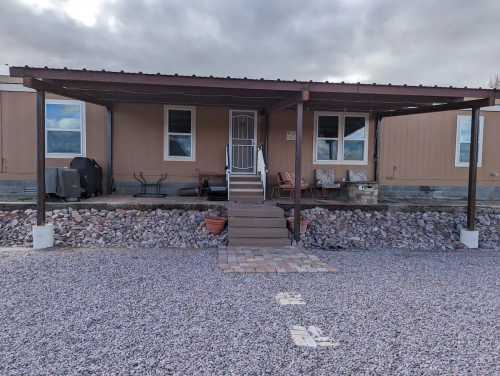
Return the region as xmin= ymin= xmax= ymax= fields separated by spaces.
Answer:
xmin=42 ymin=80 xmax=287 ymax=99
xmin=10 ymin=66 xmax=496 ymax=98
xmin=35 ymin=89 xmax=46 ymax=226
xmin=379 ymin=96 xmax=496 ymax=118
xmin=68 ymin=95 xmax=276 ymax=109
xmin=23 ymin=78 xmax=109 ymax=107
xmin=466 ymin=107 xmax=481 ymax=230
xmin=293 ymin=102 xmax=304 ymax=243
xmin=267 ymin=90 xmax=310 ymax=112
xmin=40 ymin=80 xmax=470 ymax=109
xmin=105 ymin=106 xmax=113 ymax=195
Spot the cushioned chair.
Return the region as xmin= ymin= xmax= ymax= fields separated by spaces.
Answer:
xmin=314 ymin=169 xmax=341 ymax=199
xmin=275 ymin=172 xmax=311 ymax=199
xmin=347 ymin=170 xmax=368 ymax=182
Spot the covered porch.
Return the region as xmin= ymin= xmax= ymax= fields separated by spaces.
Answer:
xmin=9 ymin=66 xmax=498 ymax=246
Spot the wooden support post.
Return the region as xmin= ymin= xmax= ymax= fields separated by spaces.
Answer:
xmin=106 ymin=106 xmax=113 ymax=195
xmin=373 ymin=115 xmax=381 ymax=182
xmin=262 ymin=110 xmax=270 ymax=200
xmin=35 ymin=90 xmax=46 ymax=225
xmin=293 ymin=102 xmax=304 ymax=243
xmin=466 ymin=107 xmax=480 ymax=230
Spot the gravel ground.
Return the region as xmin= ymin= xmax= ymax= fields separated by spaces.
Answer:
xmin=0 ymin=247 xmax=498 ymax=375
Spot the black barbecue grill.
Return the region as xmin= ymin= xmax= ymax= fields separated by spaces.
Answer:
xmin=70 ymin=157 xmax=103 ymax=198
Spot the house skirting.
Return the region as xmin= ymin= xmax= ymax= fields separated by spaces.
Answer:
xmin=2 ymin=179 xmax=500 ymax=201
xmin=0 ymin=180 xmax=200 ymax=197
xmin=0 ymin=180 xmax=37 ymax=197
xmin=380 ymin=185 xmax=500 ymax=201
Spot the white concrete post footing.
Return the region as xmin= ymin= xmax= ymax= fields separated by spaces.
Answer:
xmin=32 ymin=224 xmax=54 ymax=249
xmin=460 ymin=228 xmax=479 ymax=249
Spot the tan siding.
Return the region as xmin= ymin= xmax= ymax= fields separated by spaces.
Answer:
xmin=114 ymin=106 xmax=375 ymax=186
xmin=1 ymin=91 xmax=498 ymax=192
xmin=0 ymin=93 xmax=2 ymax=172
xmin=380 ymin=110 xmax=500 ymax=186
xmin=0 ymin=91 xmax=106 ymax=181
xmin=0 ymin=91 xmax=36 ymax=178
xmin=267 ymin=110 xmax=375 ymax=185
xmin=113 ymin=104 xmax=232 ymax=183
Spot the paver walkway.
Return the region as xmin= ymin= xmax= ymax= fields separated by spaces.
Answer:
xmin=218 ymin=247 xmax=336 ymax=273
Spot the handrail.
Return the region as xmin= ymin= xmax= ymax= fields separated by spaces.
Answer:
xmin=257 ymin=145 xmax=267 ymax=200
xmin=225 ymin=144 xmax=231 ymax=200
xmin=225 ymin=143 xmax=230 ymax=171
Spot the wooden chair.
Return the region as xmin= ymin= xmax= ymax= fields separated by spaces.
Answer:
xmin=275 ymin=172 xmax=311 ymax=199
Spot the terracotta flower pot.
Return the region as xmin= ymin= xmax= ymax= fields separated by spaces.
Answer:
xmin=205 ymin=216 xmax=227 ymax=235
xmin=287 ymin=217 xmax=311 ymax=234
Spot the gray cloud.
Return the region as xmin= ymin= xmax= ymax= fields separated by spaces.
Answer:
xmin=1 ymin=0 xmax=499 ymax=87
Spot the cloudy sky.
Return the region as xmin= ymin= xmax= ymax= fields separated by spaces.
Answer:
xmin=1 ymin=0 xmax=499 ymax=87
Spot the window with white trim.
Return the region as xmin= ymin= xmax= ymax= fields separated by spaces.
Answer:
xmin=314 ymin=112 xmax=368 ymax=164
xmin=455 ymin=114 xmax=484 ymax=167
xmin=45 ymin=100 xmax=85 ymax=158
xmin=164 ymin=105 xmax=196 ymax=161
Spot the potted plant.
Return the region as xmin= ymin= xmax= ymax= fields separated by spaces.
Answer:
xmin=287 ymin=217 xmax=311 ymax=235
xmin=205 ymin=211 xmax=227 ymax=235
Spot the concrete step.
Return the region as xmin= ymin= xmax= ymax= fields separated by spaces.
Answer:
xmin=230 ymin=183 xmax=262 ymax=190
xmin=231 ymin=175 xmax=260 ymax=182
xmin=229 ymin=192 xmax=265 ymax=202
xmin=229 ymin=227 xmax=289 ymax=238
xmin=229 ymin=217 xmax=286 ymax=228
xmin=229 ymin=188 xmax=264 ymax=193
xmin=229 ymin=197 xmax=265 ymax=204
xmin=229 ymin=237 xmax=291 ymax=247
xmin=230 ymin=180 xmax=261 ymax=185
xmin=227 ymin=203 xmax=288 ymax=247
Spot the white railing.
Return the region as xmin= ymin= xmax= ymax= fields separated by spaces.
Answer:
xmin=225 ymin=144 xmax=231 ymax=200
xmin=257 ymin=145 xmax=267 ymax=200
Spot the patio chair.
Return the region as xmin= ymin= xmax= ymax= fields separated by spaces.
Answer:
xmin=314 ymin=169 xmax=341 ymax=199
xmin=347 ymin=169 xmax=369 ymax=182
xmin=274 ymin=172 xmax=311 ymax=199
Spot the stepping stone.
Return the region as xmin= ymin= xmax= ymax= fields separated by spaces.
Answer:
xmin=306 ymin=326 xmax=338 ymax=348
xmin=290 ymin=326 xmax=317 ymax=348
xmin=290 ymin=325 xmax=338 ymax=348
xmin=275 ymin=292 xmax=305 ymax=305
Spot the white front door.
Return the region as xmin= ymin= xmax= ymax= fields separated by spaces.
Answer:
xmin=230 ymin=110 xmax=257 ymax=174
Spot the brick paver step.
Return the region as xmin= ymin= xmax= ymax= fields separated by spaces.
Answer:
xmin=229 ymin=217 xmax=286 ymax=228
xmin=228 ymin=206 xmax=284 ymax=218
xmin=229 ymin=227 xmax=288 ymax=238
xmin=227 ymin=238 xmax=290 ymax=247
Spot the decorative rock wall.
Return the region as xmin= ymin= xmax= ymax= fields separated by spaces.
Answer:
xmin=1 ymin=207 xmax=498 ymax=251
xmin=0 ymin=208 xmax=227 ymax=249
xmin=302 ymin=208 xmax=500 ymax=251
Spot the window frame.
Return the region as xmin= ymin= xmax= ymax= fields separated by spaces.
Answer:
xmin=313 ymin=111 xmax=369 ymax=165
xmin=45 ymin=99 xmax=86 ymax=159
xmin=454 ymin=114 xmax=484 ymax=168
xmin=163 ymin=105 xmax=196 ymax=161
